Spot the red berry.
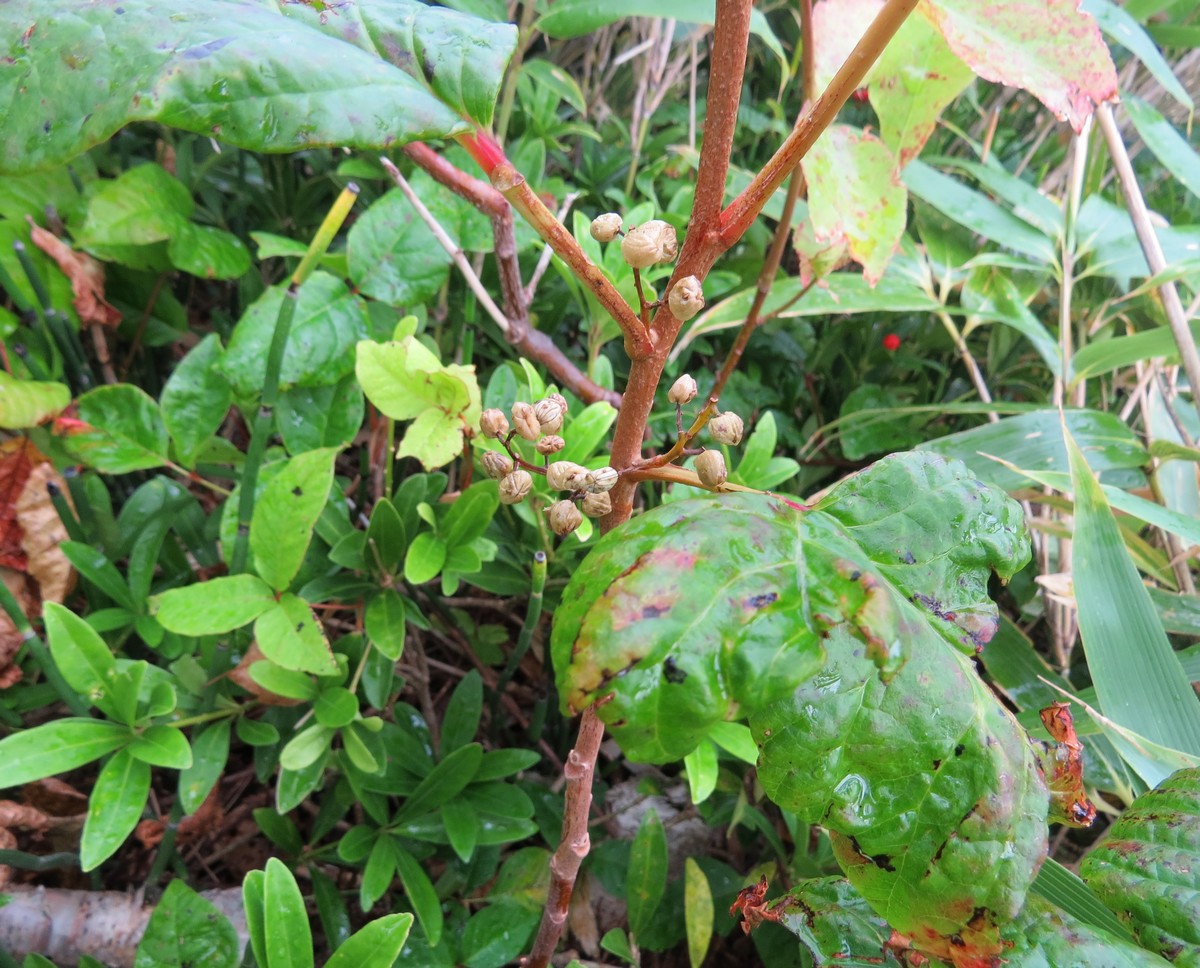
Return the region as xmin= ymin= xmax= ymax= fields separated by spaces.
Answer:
xmin=851 ymin=88 xmax=870 ymax=103
xmin=882 ymin=333 xmax=901 ymax=352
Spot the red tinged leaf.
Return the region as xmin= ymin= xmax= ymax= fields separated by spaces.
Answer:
xmin=1039 ymin=701 xmax=1097 ymax=828
xmin=26 ymin=217 xmax=121 ymax=328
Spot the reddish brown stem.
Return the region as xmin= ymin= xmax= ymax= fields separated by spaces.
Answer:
xmin=524 ymin=703 xmax=607 ymax=968
xmin=719 ymin=0 xmax=918 ymax=245
xmin=403 ymin=143 xmax=621 ymax=407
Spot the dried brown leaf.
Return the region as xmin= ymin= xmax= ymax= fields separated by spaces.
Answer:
xmin=26 ymin=217 xmax=121 ymax=328
xmin=15 ymin=459 xmax=75 ymax=605
xmin=227 ymin=641 xmax=303 ymax=706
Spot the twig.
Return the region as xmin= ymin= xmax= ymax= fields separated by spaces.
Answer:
xmin=381 ymin=158 xmax=513 ymax=336
xmin=525 ymin=191 xmax=582 ymax=301
xmin=1097 ymin=101 xmax=1200 ymax=428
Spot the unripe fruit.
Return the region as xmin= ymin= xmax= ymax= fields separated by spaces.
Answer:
xmin=536 ymin=435 xmax=565 ymax=456
xmin=590 ymin=213 xmax=623 ymax=243
xmin=585 ymin=467 xmax=618 ymax=493
xmin=498 ymin=470 xmax=533 ymax=504
xmin=479 ymin=408 xmax=509 ymax=438
xmin=668 ymin=374 xmax=698 ymax=406
xmin=548 ymin=499 xmax=584 ymax=536
xmin=482 ymin=451 xmax=513 ymax=480
xmin=582 ymin=491 xmax=611 ymax=518
xmin=667 ymin=275 xmax=704 ymax=321
xmin=620 ymin=220 xmax=678 ymax=269
xmin=708 ymin=411 xmax=745 ymax=446
xmin=546 ymin=460 xmax=589 ymax=492
xmin=534 ymin=398 xmax=565 ymax=433
xmin=511 ymin=402 xmax=541 ymax=441
xmin=695 ymin=450 xmax=728 ymax=488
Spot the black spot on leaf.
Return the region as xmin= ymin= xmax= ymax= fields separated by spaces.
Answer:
xmin=663 ymin=657 xmax=687 ymax=684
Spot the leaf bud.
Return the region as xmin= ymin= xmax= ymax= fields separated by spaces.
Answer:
xmin=511 ymin=401 xmax=541 ymax=441
xmin=667 ymin=275 xmax=704 ymax=321
xmin=534 ymin=398 xmax=565 ymax=433
xmin=546 ymin=460 xmax=589 ymax=492
xmin=482 ymin=450 xmax=513 ymax=480
xmin=585 ymin=466 xmax=618 ymax=493
xmin=667 ymin=374 xmax=698 ymax=406
xmin=708 ymin=411 xmax=745 ymax=446
xmin=498 ymin=469 xmax=533 ymax=504
xmin=547 ymin=499 xmax=584 ymax=536
xmin=479 ymin=408 xmax=510 ymax=438
xmin=590 ymin=213 xmax=623 ymax=243
xmin=581 ymin=491 xmax=611 ymax=518
xmin=695 ymin=450 xmax=728 ymax=488
xmin=536 ymin=435 xmax=565 ymax=456
xmin=620 ymin=219 xmax=678 ymax=269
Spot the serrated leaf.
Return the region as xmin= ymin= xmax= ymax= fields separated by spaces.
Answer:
xmin=1081 ymin=768 xmax=1200 ymax=963
xmin=250 ymin=448 xmax=338 ymax=592
xmin=133 ymin=880 xmax=240 ymax=968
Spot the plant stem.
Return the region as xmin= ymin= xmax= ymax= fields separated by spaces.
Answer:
xmin=229 ymin=184 xmax=359 ymax=574
xmin=1096 ymin=102 xmax=1200 ymax=428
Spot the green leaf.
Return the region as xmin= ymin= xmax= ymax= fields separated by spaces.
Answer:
xmin=280 ymin=724 xmax=336 ymax=773
xmin=1122 ymin=95 xmax=1200 ymax=199
xmin=558 ymin=402 xmax=618 ymax=466
xmin=1082 ymin=0 xmax=1192 ymax=109
xmin=684 ymin=858 xmax=713 ymax=968
xmin=395 ymin=742 xmax=483 ymax=822
xmin=440 ymin=670 xmax=482 ymax=753
xmin=66 ymin=385 xmax=169 ymax=473
xmin=133 ymin=879 xmax=240 ymax=968
xmin=277 ymin=377 xmax=364 ymax=455
xmin=364 ymin=589 xmax=408 ymax=661
xmin=627 ymin=809 xmax=667 ymax=939
xmin=249 ymin=448 xmax=338 ymax=592
xmin=248 ymin=661 xmax=320 ymax=702
xmin=404 ymin=532 xmax=448 ymax=585
xmin=311 ymin=867 xmax=353 ymax=952
xmin=264 ymin=858 xmax=314 ymax=968
xmin=1066 ymin=428 xmax=1200 ymax=783
xmin=460 ymin=899 xmax=538 ymax=968
xmin=179 ymin=720 xmax=231 ymax=814
xmin=0 ymin=372 xmax=70 ymax=429
xmin=961 ymin=267 xmax=1063 ymax=378
xmin=127 ymin=725 xmax=193 ymax=770
xmin=392 ymin=844 xmax=444 ymax=946
xmin=348 ymin=190 xmax=452 ymax=306
xmin=683 ymin=740 xmax=718 ymax=805
xmin=360 ymin=835 xmax=397 ymax=911
xmin=0 ymin=1 xmax=502 ymax=174
xmin=903 ymin=160 xmax=1057 ymax=263
xmin=254 ymin=595 xmax=339 ymax=675
xmin=60 ymin=543 xmax=134 ymax=612
xmin=441 ymin=799 xmax=479 ymax=864
xmin=242 ymin=869 xmax=267 ymax=968
xmin=324 ymin=913 xmax=414 ymax=968
xmin=151 ymin=575 xmax=276 ymax=635
xmin=343 ymin=721 xmax=384 ymax=775
xmin=161 ymin=334 xmax=233 ymax=467
xmin=1032 ymin=858 xmax=1134 ymax=942
xmin=168 ymin=223 xmax=251 ymax=280
xmin=313 ymin=687 xmax=357 ymax=730
xmin=1082 ymin=768 xmax=1200 ymax=963
xmin=924 ymin=0 xmax=1117 ymax=132
xmin=81 ymin=748 xmax=151 ymax=871
xmin=365 ymin=498 xmax=408 ymax=575
xmin=43 ymin=602 xmax=118 ymax=704
xmin=0 ymin=718 xmax=130 ymax=789
xmin=440 ymin=483 xmax=499 ymax=551
xmin=802 ymin=125 xmax=906 ymax=284
xmin=220 ymin=274 xmax=369 ymax=398
xmin=75 ymin=164 xmax=192 ymax=250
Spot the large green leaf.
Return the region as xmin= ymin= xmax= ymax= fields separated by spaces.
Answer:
xmin=324 ymin=914 xmax=414 ymax=968
xmin=0 ymin=0 xmax=516 ymax=174
xmin=80 ymin=748 xmax=151 ymax=871
xmin=347 ymin=189 xmax=453 ymax=307
xmin=65 ymin=385 xmax=170 ymax=473
xmin=151 ymin=574 xmax=277 ymax=636
xmin=0 ymin=718 xmax=130 ymax=788
xmin=1081 ymin=767 xmax=1200 ymax=964
xmin=160 ymin=333 xmax=232 ymax=467
xmin=133 ymin=880 xmax=240 ymax=968
xmin=249 ymin=448 xmax=338 ymax=593
xmin=0 ymin=373 xmax=70 ymax=429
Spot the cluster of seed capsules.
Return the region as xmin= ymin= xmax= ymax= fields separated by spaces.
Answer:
xmin=589 ymin=213 xmax=706 ymax=321
xmin=477 ymin=395 xmax=616 ymax=537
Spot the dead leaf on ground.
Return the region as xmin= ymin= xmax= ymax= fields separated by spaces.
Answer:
xmin=16 ymin=459 xmax=76 ymax=605
xmin=0 ymin=568 xmax=35 ymax=689
xmin=26 ymin=216 xmax=121 ymax=328
xmin=227 ymin=641 xmax=305 ymax=705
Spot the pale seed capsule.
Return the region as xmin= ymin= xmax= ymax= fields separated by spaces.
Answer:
xmin=546 ymin=392 xmax=568 ymax=414
xmin=498 ymin=469 xmax=533 ymax=504
xmin=546 ymin=460 xmax=589 ymax=492
xmin=695 ymin=450 xmax=728 ymax=488
xmin=590 ymin=213 xmax=623 ymax=243
xmin=547 ymin=499 xmax=584 ymax=536
xmin=585 ymin=466 xmax=618 ymax=493
xmin=511 ymin=401 xmax=541 ymax=441
xmin=668 ymin=374 xmax=698 ymax=406
xmin=620 ymin=219 xmax=678 ymax=269
xmin=708 ymin=411 xmax=745 ymax=446
xmin=667 ymin=275 xmax=705 ymax=321
xmin=536 ymin=435 xmax=565 ymax=456
xmin=582 ymin=491 xmax=611 ymax=518
xmin=534 ymin=398 xmax=565 ymax=434
xmin=482 ymin=450 xmax=513 ymax=480
xmin=479 ymin=408 xmax=510 ymax=438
